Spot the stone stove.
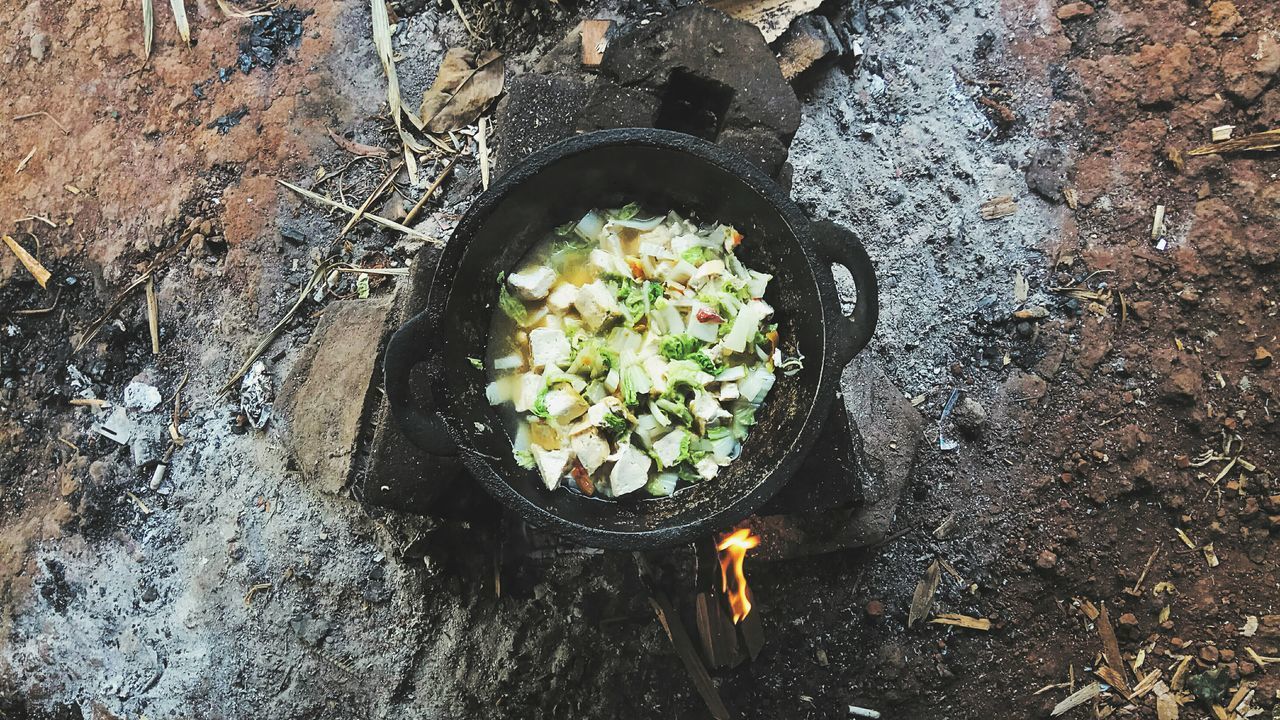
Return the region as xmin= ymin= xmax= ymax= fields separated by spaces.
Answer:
xmin=281 ymin=6 xmax=921 ymax=568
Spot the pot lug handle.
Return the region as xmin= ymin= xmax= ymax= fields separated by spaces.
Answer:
xmin=383 ymin=310 xmax=459 ymax=456
xmin=810 ymin=220 xmax=879 ymax=366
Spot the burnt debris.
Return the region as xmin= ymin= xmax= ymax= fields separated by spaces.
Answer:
xmin=235 ymin=6 xmax=312 ymax=75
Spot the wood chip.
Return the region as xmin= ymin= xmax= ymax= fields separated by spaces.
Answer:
xmin=1188 ymin=127 xmax=1280 ymax=156
xmin=933 ymin=513 xmax=958 ymax=539
xmin=929 ymin=613 xmax=991 ymax=631
xmin=1076 ymin=597 xmax=1100 ymax=621
xmin=1128 ymin=669 xmax=1161 ymax=700
xmin=1175 ymin=528 xmax=1196 ymax=549
xmin=1156 ymin=693 xmax=1179 ymax=720
xmin=980 ymin=195 xmax=1017 ymax=220
xmin=1170 ymin=655 xmax=1193 ymax=690
xmin=706 ymin=0 xmax=822 ymax=42
xmin=581 ymin=19 xmax=613 ymax=68
xmin=1126 ymin=545 xmax=1161 ymax=595
xmin=1097 ymin=604 xmax=1132 ymax=694
xmin=1014 ymin=270 xmax=1029 ymax=303
xmin=1211 ymin=125 xmax=1235 ymax=142
xmin=1203 ymin=543 xmax=1220 ymax=567
xmin=908 ymin=560 xmax=941 ymax=628
xmin=1051 ymin=682 xmax=1101 ymax=717
xmin=1226 ymin=683 xmax=1252 ymax=713
xmin=1151 ymin=204 xmax=1166 ymax=239
xmin=3 ymin=234 xmax=51 ymax=288
xmin=15 ymin=145 xmax=36 ymax=174
xmin=1165 ymin=145 xmax=1185 ymax=172
xmin=170 ymin=0 xmax=190 ymax=44
xmin=1063 ymin=187 xmax=1078 ymax=210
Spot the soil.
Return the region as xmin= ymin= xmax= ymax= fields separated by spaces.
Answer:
xmin=2 ymin=0 xmax=1279 ymax=718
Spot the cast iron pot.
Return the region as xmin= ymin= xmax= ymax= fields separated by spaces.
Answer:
xmin=384 ymin=128 xmax=877 ymax=549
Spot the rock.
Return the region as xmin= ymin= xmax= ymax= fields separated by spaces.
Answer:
xmin=952 ymin=397 xmax=987 ymax=438
xmin=491 ymin=73 xmax=591 ymax=179
xmin=122 ymin=381 xmax=162 ymax=412
xmin=1204 ymin=1 xmax=1242 ymax=37
xmin=1132 ymin=43 xmax=1193 ymax=107
xmin=581 ymin=4 xmax=801 ymax=177
xmin=1118 ymin=612 xmax=1139 ymax=628
xmin=130 ymin=430 xmax=162 ymax=467
xmin=775 ymin=14 xmax=848 ymax=81
xmin=1036 ymin=550 xmax=1058 ymax=570
xmin=1220 ymin=34 xmax=1280 ymax=105
xmin=278 ymin=297 xmax=394 ymax=494
xmin=1003 ymin=369 xmax=1048 ymax=403
xmin=1253 ymin=347 xmax=1273 ymax=368
xmin=29 ymin=32 xmax=49 ymax=62
xmin=865 ymin=599 xmax=885 ymax=619
xmin=1055 ymin=2 xmax=1094 ymax=21
xmin=1161 ymin=368 xmax=1201 ymax=404
xmin=1199 ymin=645 xmax=1220 ymax=663
xmin=1025 ymin=147 xmax=1071 ymax=202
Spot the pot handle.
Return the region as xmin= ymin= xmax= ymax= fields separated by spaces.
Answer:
xmin=810 ymin=220 xmax=879 ymax=366
xmin=383 ymin=310 xmax=459 ymax=456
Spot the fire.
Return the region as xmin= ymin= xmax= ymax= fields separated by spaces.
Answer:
xmin=716 ymin=528 xmax=760 ymax=623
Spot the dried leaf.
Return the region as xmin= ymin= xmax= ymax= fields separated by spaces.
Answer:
xmin=1170 ymin=655 xmax=1193 ymax=691
xmin=929 ymin=613 xmax=991 ymax=630
xmin=419 ymin=48 xmax=505 ymax=134
xmin=706 ymin=0 xmax=822 ymax=42
xmin=478 ymin=116 xmax=490 ymax=190
xmin=908 ymin=560 xmax=941 ymax=628
xmin=170 ymin=0 xmax=190 ymax=44
xmin=370 ymin=0 xmax=401 ymax=128
xmin=1051 ymin=682 xmax=1100 ymax=717
xmin=1156 ymin=693 xmax=1179 ymax=720
xmin=145 ymin=277 xmax=160 ymax=354
xmin=142 ymin=0 xmax=154 ymax=59
xmin=1174 ymin=528 xmax=1196 ymax=549
xmin=1188 ymin=127 xmax=1280 ymax=156
xmin=1063 ymin=187 xmax=1078 ymax=209
xmin=3 ymin=235 xmax=52 ymax=288
xmin=327 ymin=129 xmax=390 ymax=158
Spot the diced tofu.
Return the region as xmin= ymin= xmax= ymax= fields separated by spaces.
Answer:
xmin=691 ymin=392 xmax=732 ymax=423
xmin=718 ymin=382 xmax=740 ymax=401
xmin=507 ymin=267 xmax=556 ymax=300
xmin=543 ymin=387 xmax=589 ymax=424
xmin=652 ymin=429 xmax=688 ymax=469
xmin=687 ymin=303 xmax=721 ymax=343
xmin=529 ymin=327 xmax=571 ymax=369
xmin=531 ymin=446 xmax=571 ymax=490
xmin=514 ymin=373 xmax=543 ymax=412
xmin=689 ymin=260 xmax=726 ymax=289
xmin=571 ymin=429 xmax=611 ymax=474
xmin=664 ymin=260 xmax=697 ymax=285
xmin=722 ymin=300 xmax=773 ymax=353
xmin=547 ymin=283 xmax=579 ymax=313
xmin=695 ymin=457 xmax=721 ymax=481
xmin=609 ymin=444 xmax=652 ymax=496
xmin=589 ymin=248 xmax=628 ymax=277
xmin=573 ymin=280 xmax=621 ymax=331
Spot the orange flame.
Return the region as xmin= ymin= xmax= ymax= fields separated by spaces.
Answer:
xmin=716 ymin=528 xmax=760 ymax=623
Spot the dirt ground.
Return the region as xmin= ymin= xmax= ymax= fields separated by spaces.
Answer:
xmin=1 ymin=0 xmax=1278 ymax=718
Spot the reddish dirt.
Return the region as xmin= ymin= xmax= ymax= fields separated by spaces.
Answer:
xmin=802 ymin=0 xmax=1280 ymax=717
xmin=2 ymin=0 xmax=1278 ymax=717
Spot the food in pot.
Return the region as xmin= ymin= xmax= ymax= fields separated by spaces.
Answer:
xmin=484 ymin=204 xmax=802 ymax=497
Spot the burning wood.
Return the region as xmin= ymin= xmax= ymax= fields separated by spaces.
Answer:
xmin=717 ymin=528 xmax=760 ymax=623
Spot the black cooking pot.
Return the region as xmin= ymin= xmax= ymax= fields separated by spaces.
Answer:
xmin=384 ymin=129 xmax=877 ymax=549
